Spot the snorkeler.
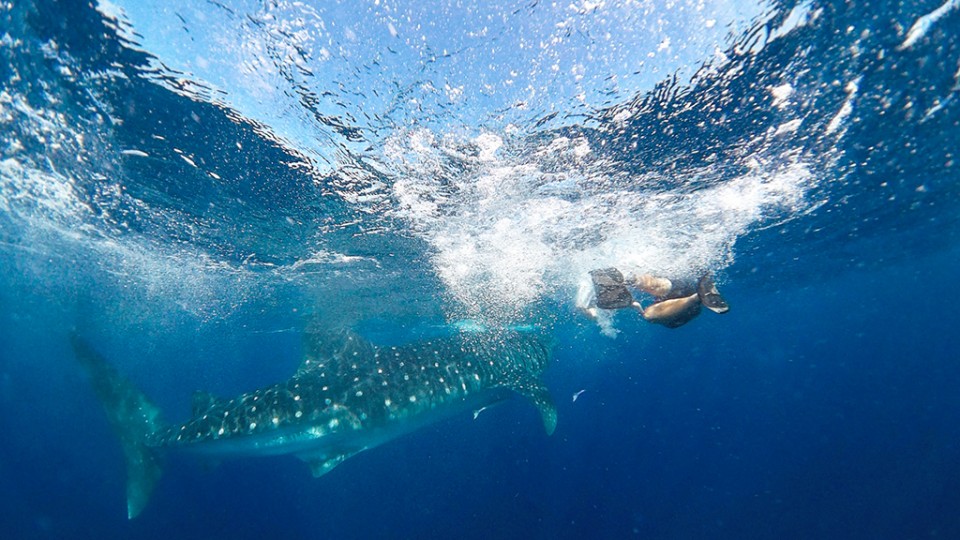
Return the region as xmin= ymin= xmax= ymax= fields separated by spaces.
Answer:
xmin=577 ymin=268 xmax=729 ymax=328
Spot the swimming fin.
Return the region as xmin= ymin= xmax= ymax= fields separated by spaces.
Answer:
xmin=697 ymin=274 xmax=729 ymax=314
xmin=589 ymin=268 xmax=635 ymax=310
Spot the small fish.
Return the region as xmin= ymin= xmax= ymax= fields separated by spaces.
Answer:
xmin=572 ymin=389 xmax=587 ymax=402
xmin=473 ymin=405 xmax=492 ymax=419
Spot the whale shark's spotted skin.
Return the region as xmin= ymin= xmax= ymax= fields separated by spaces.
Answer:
xmin=156 ymin=333 xmax=551 ymax=456
xmin=73 ymin=330 xmax=556 ymax=517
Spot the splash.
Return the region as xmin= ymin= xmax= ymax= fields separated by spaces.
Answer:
xmin=0 ymin=72 xmax=252 ymax=321
xmin=382 ymin=128 xmax=818 ymax=324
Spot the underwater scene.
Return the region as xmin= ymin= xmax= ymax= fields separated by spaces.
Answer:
xmin=2 ymin=0 xmax=960 ymax=538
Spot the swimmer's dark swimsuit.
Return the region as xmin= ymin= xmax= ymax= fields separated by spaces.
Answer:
xmin=589 ymin=268 xmax=635 ymax=309
xmin=656 ymin=280 xmax=696 ymax=302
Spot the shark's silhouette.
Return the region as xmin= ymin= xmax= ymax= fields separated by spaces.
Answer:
xmin=72 ymin=329 xmax=556 ymax=518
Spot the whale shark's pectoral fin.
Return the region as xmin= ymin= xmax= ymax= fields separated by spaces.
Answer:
xmin=510 ymin=379 xmax=557 ymax=436
xmin=298 ymin=452 xmax=357 ymax=478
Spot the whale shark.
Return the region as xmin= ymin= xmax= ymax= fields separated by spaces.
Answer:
xmin=71 ymin=329 xmax=557 ymax=519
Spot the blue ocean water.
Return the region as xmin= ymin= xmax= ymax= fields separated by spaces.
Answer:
xmin=2 ymin=0 xmax=960 ymax=538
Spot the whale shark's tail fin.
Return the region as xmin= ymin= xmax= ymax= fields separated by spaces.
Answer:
xmin=70 ymin=334 xmax=165 ymax=519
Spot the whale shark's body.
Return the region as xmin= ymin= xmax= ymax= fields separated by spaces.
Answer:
xmin=72 ymin=330 xmax=556 ymax=519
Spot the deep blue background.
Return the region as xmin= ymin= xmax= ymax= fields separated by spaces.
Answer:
xmin=3 ymin=0 xmax=960 ymax=538
xmin=3 ymin=247 xmax=959 ymax=539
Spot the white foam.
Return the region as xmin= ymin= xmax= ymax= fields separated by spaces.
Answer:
xmin=899 ymin=0 xmax=960 ymax=51
xmin=769 ymin=83 xmax=794 ymax=109
xmin=826 ymin=76 xmax=861 ymax=136
xmin=767 ymin=1 xmax=818 ymax=44
xmin=0 ymin=93 xmax=256 ymax=321
xmin=94 ymin=0 xmax=140 ymax=45
xmin=383 ymin=127 xmax=818 ymax=324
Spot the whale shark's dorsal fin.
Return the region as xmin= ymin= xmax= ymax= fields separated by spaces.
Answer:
xmin=191 ymin=391 xmax=224 ymax=417
xmin=299 ymin=328 xmax=376 ymax=375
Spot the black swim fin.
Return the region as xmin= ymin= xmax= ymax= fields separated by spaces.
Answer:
xmin=589 ymin=268 xmax=635 ymax=310
xmin=697 ymin=274 xmax=729 ymax=314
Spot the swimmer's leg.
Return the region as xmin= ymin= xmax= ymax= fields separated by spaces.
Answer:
xmin=641 ymin=293 xmax=702 ymax=328
xmin=574 ymin=277 xmax=599 ymax=320
xmin=698 ymin=274 xmax=729 ymax=314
